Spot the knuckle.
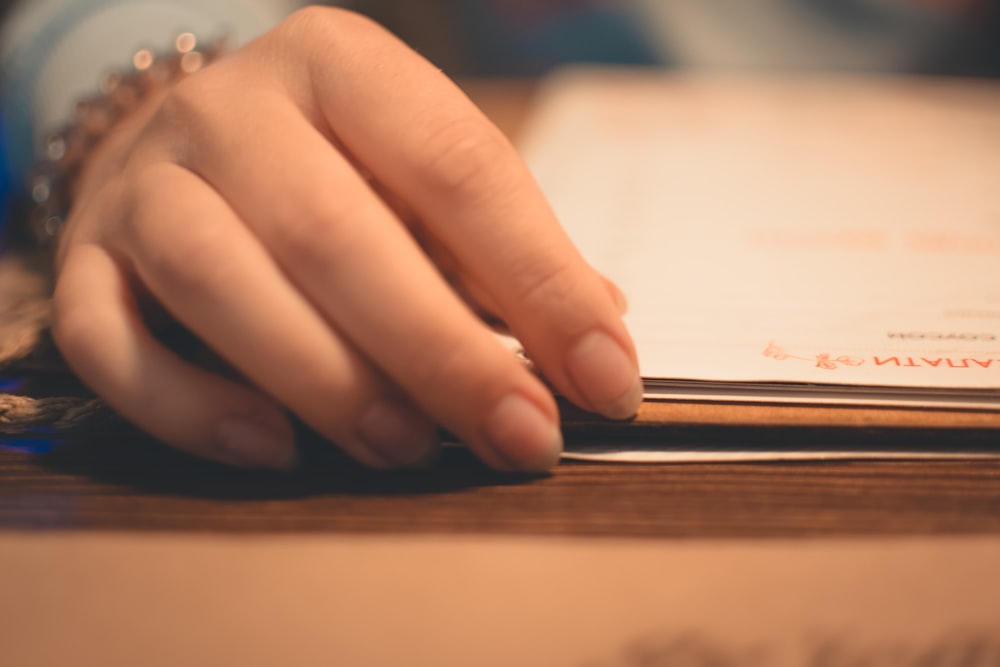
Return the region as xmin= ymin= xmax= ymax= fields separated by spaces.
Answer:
xmin=149 ymin=230 xmax=233 ymax=297
xmin=512 ymin=256 xmax=581 ymax=313
xmin=155 ymin=74 xmax=213 ymax=125
xmin=270 ymin=194 xmax=363 ymax=265
xmin=131 ymin=211 xmax=235 ymax=299
xmin=419 ymin=118 xmax=515 ymax=200
xmin=280 ymin=4 xmax=337 ymax=35
xmin=278 ymin=5 xmax=379 ymax=45
xmin=150 ymin=70 xmax=232 ymax=142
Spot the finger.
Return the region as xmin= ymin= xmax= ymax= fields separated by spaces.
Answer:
xmin=599 ymin=273 xmax=629 ymax=315
xmin=270 ymin=8 xmax=643 ymax=419
xmin=459 ymin=267 xmax=627 ymax=329
xmin=171 ymin=95 xmax=561 ymax=471
xmin=52 ymin=243 xmax=298 ymax=470
xmin=120 ymin=164 xmax=438 ymax=469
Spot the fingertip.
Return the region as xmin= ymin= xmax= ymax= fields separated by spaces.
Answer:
xmin=356 ymin=397 xmax=440 ymax=469
xmin=566 ymin=329 xmax=643 ymax=420
xmin=55 ymin=244 xmax=302 ymax=472
xmin=482 ymin=392 xmax=563 ymax=472
xmin=216 ymin=411 xmax=299 ymax=471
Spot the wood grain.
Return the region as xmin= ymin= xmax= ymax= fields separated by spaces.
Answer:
xmin=3 ymin=427 xmax=1000 ymax=537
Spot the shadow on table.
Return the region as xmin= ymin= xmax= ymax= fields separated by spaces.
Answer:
xmin=27 ymin=425 xmax=547 ymax=501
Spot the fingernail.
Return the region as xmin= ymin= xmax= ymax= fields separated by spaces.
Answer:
xmin=483 ymin=393 xmax=563 ymax=471
xmin=566 ymin=330 xmax=643 ymax=419
xmin=359 ymin=398 xmax=437 ymax=468
xmin=217 ymin=417 xmax=298 ymax=471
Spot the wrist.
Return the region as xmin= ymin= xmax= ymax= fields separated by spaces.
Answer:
xmin=32 ymin=33 xmax=228 ymax=247
xmin=2 ymin=0 xmax=294 ymax=184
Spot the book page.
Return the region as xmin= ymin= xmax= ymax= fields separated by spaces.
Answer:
xmin=521 ymin=69 xmax=1000 ymax=407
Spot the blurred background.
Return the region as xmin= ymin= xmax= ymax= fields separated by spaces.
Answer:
xmin=1 ymin=0 xmax=999 ymax=228
xmin=351 ymin=0 xmax=1000 ymax=76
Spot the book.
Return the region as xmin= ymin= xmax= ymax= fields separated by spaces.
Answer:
xmin=520 ymin=68 xmax=1000 ymax=411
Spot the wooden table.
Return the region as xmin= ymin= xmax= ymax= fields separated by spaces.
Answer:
xmin=3 ymin=79 xmax=1000 ymax=667
xmin=4 ymin=430 xmax=1000 ymax=536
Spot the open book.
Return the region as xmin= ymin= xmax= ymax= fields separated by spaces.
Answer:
xmin=520 ymin=68 xmax=1000 ymax=412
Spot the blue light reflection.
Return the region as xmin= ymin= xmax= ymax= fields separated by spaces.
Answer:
xmin=1 ymin=427 xmax=60 ymax=454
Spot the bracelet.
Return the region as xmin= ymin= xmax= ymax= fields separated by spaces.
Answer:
xmin=26 ymin=32 xmax=229 ymax=247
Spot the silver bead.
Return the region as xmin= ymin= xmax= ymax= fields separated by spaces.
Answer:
xmin=42 ymin=216 xmax=64 ymax=239
xmin=31 ymin=177 xmax=52 ymax=205
xmin=25 ymin=33 xmax=230 ymax=250
xmin=45 ymin=134 xmax=67 ymax=161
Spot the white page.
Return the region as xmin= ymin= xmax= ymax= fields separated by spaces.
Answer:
xmin=520 ymin=69 xmax=1000 ymax=408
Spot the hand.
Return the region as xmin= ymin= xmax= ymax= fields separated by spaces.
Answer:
xmin=51 ymin=7 xmax=642 ymax=472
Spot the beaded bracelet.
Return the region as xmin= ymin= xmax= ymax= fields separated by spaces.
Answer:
xmin=26 ymin=32 xmax=229 ymax=247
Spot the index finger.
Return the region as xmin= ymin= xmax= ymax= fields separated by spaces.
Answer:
xmin=269 ymin=7 xmax=643 ymax=419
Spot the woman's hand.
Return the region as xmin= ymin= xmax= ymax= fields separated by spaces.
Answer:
xmin=51 ymin=6 xmax=642 ymax=472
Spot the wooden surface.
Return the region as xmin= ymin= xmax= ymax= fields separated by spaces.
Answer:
xmin=2 ymin=80 xmax=1000 ymax=540
xmin=3 ymin=430 xmax=1000 ymax=536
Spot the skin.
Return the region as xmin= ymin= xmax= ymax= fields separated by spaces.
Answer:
xmin=51 ymin=6 xmax=643 ymax=472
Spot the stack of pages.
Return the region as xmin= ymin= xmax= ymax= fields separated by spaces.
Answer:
xmin=521 ymin=68 xmax=1000 ymax=412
